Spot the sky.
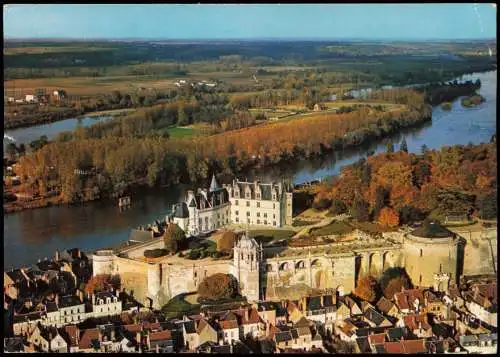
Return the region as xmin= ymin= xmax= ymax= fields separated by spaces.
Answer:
xmin=3 ymin=4 xmax=497 ymax=40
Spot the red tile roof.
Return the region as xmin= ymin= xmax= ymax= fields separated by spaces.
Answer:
xmin=220 ymin=319 xmax=239 ymax=330
xmin=368 ymin=333 xmax=386 ymax=345
xmin=402 ymin=339 xmax=426 ymax=354
xmin=384 ymin=341 xmax=405 ymax=354
xmin=404 ymin=314 xmax=431 ymax=331
xmin=63 ymin=325 xmax=79 ymax=346
xmin=78 ymin=328 xmax=100 ymax=350
xmin=150 ymin=330 xmax=172 ymax=342
xmin=123 ymin=324 xmax=142 ymax=333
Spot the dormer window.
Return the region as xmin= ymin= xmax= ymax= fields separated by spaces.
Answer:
xmin=245 ymin=189 xmax=251 ymax=199
xmin=235 ymin=190 xmax=240 ymax=198
xmin=272 ymin=192 xmax=277 ymax=201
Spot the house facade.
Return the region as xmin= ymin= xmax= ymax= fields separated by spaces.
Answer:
xmin=172 ymin=175 xmax=293 ymax=237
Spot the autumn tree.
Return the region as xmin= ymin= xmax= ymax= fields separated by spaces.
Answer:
xmin=379 ymin=267 xmax=413 ymax=299
xmin=85 ymin=274 xmax=121 ymax=294
xmin=330 ymin=199 xmax=347 ymax=215
xmin=217 ymin=230 xmax=237 ymax=252
xmin=377 ymin=207 xmax=400 ymax=227
xmin=351 ymin=195 xmax=370 ymax=222
xmin=197 ymin=273 xmax=239 ymax=302
xmin=373 ymin=186 xmax=389 ymax=219
xmin=480 ymin=193 xmax=497 ymax=220
xmin=163 ymin=223 xmax=186 ymax=253
xmin=354 ymin=275 xmax=379 ymax=302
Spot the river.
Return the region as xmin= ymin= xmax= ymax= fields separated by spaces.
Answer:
xmin=3 ymin=70 xmax=496 ymax=270
xmin=3 ymin=115 xmax=113 ymax=150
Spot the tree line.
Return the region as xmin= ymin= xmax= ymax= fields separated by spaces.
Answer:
xmin=314 ymin=141 xmax=497 ymax=224
xmin=14 ymin=89 xmax=433 ymax=205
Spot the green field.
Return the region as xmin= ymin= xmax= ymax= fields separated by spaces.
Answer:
xmin=310 ymin=221 xmax=354 ymax=236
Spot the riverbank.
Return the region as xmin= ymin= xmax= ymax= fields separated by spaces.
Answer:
xmin=4 ymin=106 xmax=135 ymax=130
xmin=4 ymin=102 xmax=432 ymax=215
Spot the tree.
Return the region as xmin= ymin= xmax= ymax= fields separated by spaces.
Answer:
xmin=379 ymin=267 xmax=413 ymax=299
xmin=400 ymin=138 xmax=408 ymax=153
xmin=377 ymin=207 xmax=400 ymax=227
xmin=177 ymin=105 xmax=188 ymax=126
xmin=351 ymin=195 xmax=370 ymax=222
xmin=354 ymin=275 xmax=379 ymax=302
xmin=373 ymin=186 xmax=389 ymax=219
xmin=330 ymin=199 xmax=347 ymax=215
xmin=217 ymin=230 xmax=236 ymax=252
xmin=386 ymin=142 xmax=394 ymax=153
xmin=480 ymin=194 xmax=497 ymax=220
xmin=85 ymin=274 xmax=121 ymax=294
xmin=398 ymin=205 xmax=424 ymax=225
xmin=6 ymin=143 xmax=17 ymax=161
xmin=312 ymin=198 xmax=332 ymax=211
xmin=163 ymin=223 xmax=186 ymax=253
xmin=197 ymin=273 xmax=239 ymax=302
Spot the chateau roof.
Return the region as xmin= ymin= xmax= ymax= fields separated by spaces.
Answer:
xmin=411 ymin=221 xmax=454 ymax=238
xmin=173 ymin=202 xmax=189 ymax=218
xmin=234 ymin=180 xmax=280 ymax=201
xmin=188 ymin=189 xmax=229 ymax=210
xmin=237 ymin=233 xmax=259 ymax=250
xmin=209 ymin=174 xmax=220 ymax=192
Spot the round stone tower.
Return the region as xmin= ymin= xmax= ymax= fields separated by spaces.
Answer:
xmin=403 ymin=221 xmax=459 ymax=288
xmin=92 ymin=249 xmax=115 ymax=276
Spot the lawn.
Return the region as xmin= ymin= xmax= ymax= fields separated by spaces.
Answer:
xmin=310 ymin=220 xmax=354 ymax=237
xmin=250 ymin=229 xmax=296 ymax=243
xmin=161 ymin=293 xmax=201 ymax=320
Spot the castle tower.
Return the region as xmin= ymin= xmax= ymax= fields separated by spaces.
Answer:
xmin=186 ymin=190 xmax=198 ymax=236
xmin=233 ymin=230 xmax=261 ymax=302
xmin=209 ymin=174 xmax=220 ymax=192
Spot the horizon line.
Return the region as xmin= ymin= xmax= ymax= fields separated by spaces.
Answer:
xmin=4 ymin=36 xmax=497 ymax=42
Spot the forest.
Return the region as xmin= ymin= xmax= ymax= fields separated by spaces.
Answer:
xmin=313 ymin=141 xmax=497 ymax=224
xmin=12 ymin=89 xmax=432 ymax=205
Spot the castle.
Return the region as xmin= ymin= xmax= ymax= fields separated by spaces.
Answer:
xmin=172 ymin=175 xmax=293 ymax=237
xmin=92 ymin=220 xmax=497 ymax=309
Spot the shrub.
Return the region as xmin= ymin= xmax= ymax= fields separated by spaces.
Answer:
xmin=217 ymin=230 xmax=237 ymax=252
xmin=379 ymin=267 xmax=413 ymax=299
xmin=329 ymin=199 xmax=347 ymax=215
xmin=187 ymin=250 xmax=201 ymax=260
xmin=312 ymin=198 xmax=332 ymax=211
xmin=197 ymin=273 xmax=239 ymax=302
xmin=354 ymin=275 xmax=379 ymax=303
xmin=144 ymin=249 xmax=168 ymax=258
xmin=163 ymin=223 xmax=186 ymax=253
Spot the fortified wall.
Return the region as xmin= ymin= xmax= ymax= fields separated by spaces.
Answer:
xmin=92 ymin=221 xmax=497 ymax=307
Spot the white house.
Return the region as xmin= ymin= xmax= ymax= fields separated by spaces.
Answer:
xmin=172 ymin=175 xmax=293 ymax=237
xmin=25 ymin=94 xmax=37 ymax=103
xmin=91 ymin=291 xmax=122 ymax=318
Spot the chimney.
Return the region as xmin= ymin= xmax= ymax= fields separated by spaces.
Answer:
xmin=78 ymin=290 xmax=84 ymax=303
xmin=111 ymin=328 xmax=115 ymax=342
xmin=49 ymin=332 xmax=53 ymax=341
xmin=115 ymin=288 xmax=121 ymax=298
xmin=156 ymin=344 xmax=159 ymax=353
xmin=244 ymin=308 xmax=249 ymax=322
xmin=92 ymin=293 xmax=96 ymax=305
xmin=55 ymin=294 xmax=59 ymax=306
xmin=219 ymin=338 xmax=224 ymax=346
xmin=55 ymin=251 xmax=59 ymax=262
xmin=321 ymin=295 xmax=324 ymax=308
xmin=136 ymin=332 xmax=141 ymax=346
